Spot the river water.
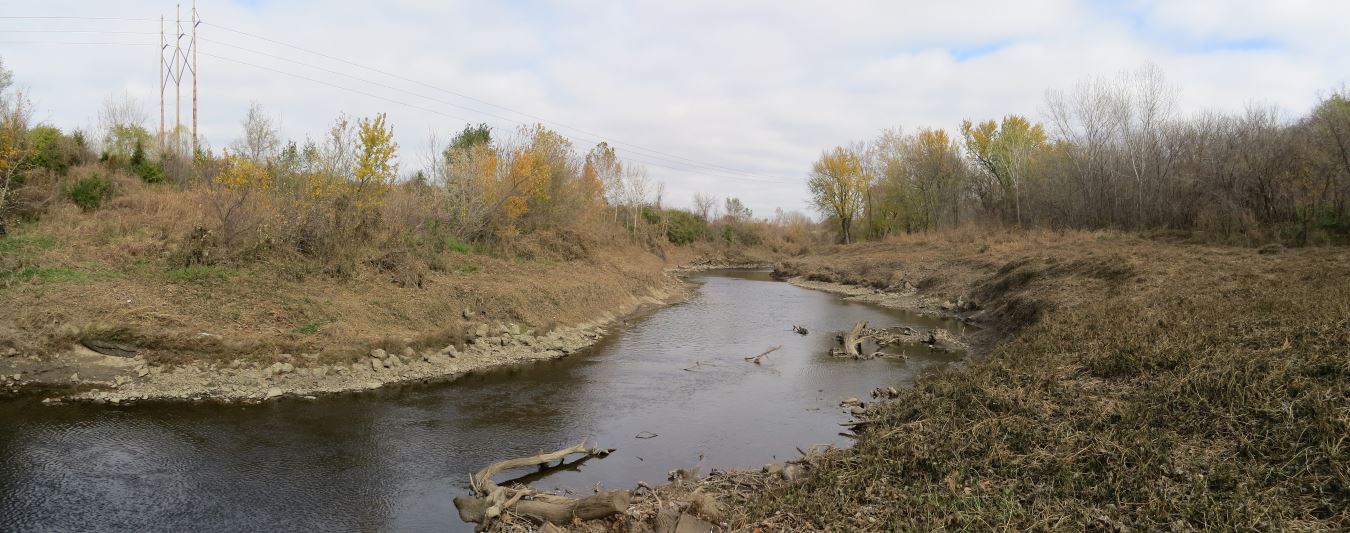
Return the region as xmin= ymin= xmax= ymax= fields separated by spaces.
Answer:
xmin=0 ymin=270 xmax=963 ymax=532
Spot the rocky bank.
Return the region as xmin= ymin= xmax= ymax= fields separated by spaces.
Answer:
xmin=2 ymin=284 xmax=684 ymax=404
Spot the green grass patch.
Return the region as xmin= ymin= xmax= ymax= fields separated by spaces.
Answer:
xmin=0 ymin=233 xmax=57 ymax=255
xmin=165 ymin=265 xmax=238 ymax=283
xmin=444 ymin=237 xmax=475 ymax=254
xmin=0 ymin=265 xmax=116 ymax=285
xmin=451 ymin=264 xmax=479 ymax=274
xmin=295 ymin=321 xmax=325 ymax=335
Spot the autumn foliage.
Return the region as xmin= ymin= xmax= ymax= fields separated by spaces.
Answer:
xmin=807 ymin=66 xmax=1350 ymax=245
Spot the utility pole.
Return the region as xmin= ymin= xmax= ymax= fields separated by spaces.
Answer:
xmin=175 ymin=3 xmax=182 ymax=153
xmin=191 ymin=0 xmax=198 ymax=156
xmin=158 ymin=4 xmax=199 ymax=157
xmin=159 ymin=15 xmax=165 ymax=150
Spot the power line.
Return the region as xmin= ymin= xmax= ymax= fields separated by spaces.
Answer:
xmin=199 ymin=36 xmax=795 ymax=184
xmin=201 ymin=21 xmax=791 ymax=183
xmin=0 ymin=40 xmax=155 ymax=46
xmin=203 ymin=51 xmax=797 ymax=184
xmin=0 ymin=30 xmax=157 ymax=34
xmin=0 ymin=16 xmax=156 ymax=21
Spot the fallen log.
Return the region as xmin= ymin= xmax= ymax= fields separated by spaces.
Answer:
xmin=508 ymin=491 xmax=630 ymax=525
xmin=831 ymin=320 xmax=870 ymax=358
xmin=844 ymin=320 xmax=867 ymax=357
xmin=744 ymin=345 xmax=781 ymax=364
xmin=455 ymin=441 xmax=622 ymax=531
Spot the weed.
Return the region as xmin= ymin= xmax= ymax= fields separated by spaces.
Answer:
xmin=445 ymin=237 xmax=475 ymax=254
xmin=0 ymin=265 xmax=113 ymax=285
xmin=165 ymin=265 xmax=237 ymax=283
xmin=295 ymin=321 xmax=324 ymax=335
xmin=66 ymin=174 xmax=111 ymax=210
xmin=0 ymin=233 xmax=56 ymax=254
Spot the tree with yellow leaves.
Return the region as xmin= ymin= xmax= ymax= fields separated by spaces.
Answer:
xmin=960 ymin=115 xmax=1046 ymax=227
xmin=0 ymin=59 xmax=31 ymax=236
xmin=352 ymin=112 xmax=398 ymax=207
xmin=807 ymin=146 xmax=870 ymax=244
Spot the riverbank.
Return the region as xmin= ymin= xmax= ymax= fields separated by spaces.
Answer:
xmin=1 ymin=234 xmax=697 ymax=403
xmin=728 ymin=231 xmax=1349 ymax=530
xmin=471 ymin=231 xmax=1347 ymax=532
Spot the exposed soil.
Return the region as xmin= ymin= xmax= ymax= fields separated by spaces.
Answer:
xmin=0 ymin=239 xmax=693 ymax=402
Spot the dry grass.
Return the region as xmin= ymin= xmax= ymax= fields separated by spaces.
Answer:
xmin=750 ymin=231 xmax=1349 ymax=530
xmin=0 ymin=166 xmax=674 ymax=367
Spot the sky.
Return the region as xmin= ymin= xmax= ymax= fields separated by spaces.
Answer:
xmin=3 ymin=0 xmax=1349 ymax=216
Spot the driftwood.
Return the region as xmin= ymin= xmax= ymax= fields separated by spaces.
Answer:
xmin=744 ymin=345 xmax=781 ymax=364
xmin=831 ymin=320 xmax=871 ymax=358
xmin=454 ymin=441 xmax=625 ymax=531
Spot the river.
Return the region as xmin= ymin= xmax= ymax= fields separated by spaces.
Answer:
xmin=0 ymin=270 xmax=964 ymax=532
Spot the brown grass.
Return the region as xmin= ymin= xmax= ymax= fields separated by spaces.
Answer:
xmin=0 ymin=166 xmax=675 ymax=367
xmin=746 ymin=231 xmax=1349 ymax=530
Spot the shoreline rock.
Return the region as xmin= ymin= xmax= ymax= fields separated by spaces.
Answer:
xmin=8 ymin=279 xmax=687 ymax=405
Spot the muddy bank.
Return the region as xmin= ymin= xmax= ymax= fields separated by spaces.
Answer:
xmin=3 ymin=281 xmax=687 ymax=404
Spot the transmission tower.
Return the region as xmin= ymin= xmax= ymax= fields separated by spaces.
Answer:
xmin=159 ymin=1 xmax=198 ymax=155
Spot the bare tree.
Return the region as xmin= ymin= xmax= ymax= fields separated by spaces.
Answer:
xmin=97 ymin=91 xmax=150 ymax=159
xmin=692 ymin=192 xmax=716 ymax=221
xmin=586 ymin=142 xmax=624 ymax=222
xmin=232 ymin=102 xmax=281 ymax=164
xmin=622 ymin=163 xmax=650 ymax=231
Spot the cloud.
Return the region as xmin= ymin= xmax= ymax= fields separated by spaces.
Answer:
xmin=3 ymin=0 xmax=1347 ymax=216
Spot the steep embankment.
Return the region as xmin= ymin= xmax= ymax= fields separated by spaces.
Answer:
xmin=725 ymin=232 xmax=1349 ymax=530
xmin=0 ymin=231 xmax=688 ymax=402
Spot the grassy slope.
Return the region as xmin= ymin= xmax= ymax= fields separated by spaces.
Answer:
xmin=753 ymin=232 xmax=1348 ymax=530
xmin=0 ymin=184 xmax=673 ymax=367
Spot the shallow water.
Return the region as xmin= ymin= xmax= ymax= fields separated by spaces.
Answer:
xmin=0 ymin=270 xmax=965 ymax=532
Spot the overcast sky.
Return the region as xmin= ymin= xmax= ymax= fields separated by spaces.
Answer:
xmin=4 ymin=0 xmax=1348 ymax=215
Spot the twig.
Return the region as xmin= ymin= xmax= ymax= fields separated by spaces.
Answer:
xmin=744 ymin=345 xmax=782 ymax=364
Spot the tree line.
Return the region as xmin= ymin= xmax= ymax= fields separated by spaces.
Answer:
xmin=808 ymin=65 xmax=1350 ymax=245
xmin=0 ymin=56 xmax=813 ymax=283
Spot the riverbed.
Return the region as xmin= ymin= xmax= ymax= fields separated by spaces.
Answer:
xmin=0 ymin=270 xmax=965 ymax=532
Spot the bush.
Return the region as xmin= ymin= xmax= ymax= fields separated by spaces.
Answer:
xmin=25 ymin=126 xmax=79 ymax=174
xmin=721 ymin=222 xmax=763 ymax=245
xmin=664 ymin=209 xmax=709 ymax=244
xmin=66 ymin=174 xmax=111 ymax=210
xmin=129 ymin=140 xmax=164 ymax=183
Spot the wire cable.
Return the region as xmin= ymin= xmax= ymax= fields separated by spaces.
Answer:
xmin=201 ymin=21 xmax=791 ymax=182
xmin=205 ymin=51 xmax=798 ymax=184
xmin=199 ymin=36 xmax=794 ymax=184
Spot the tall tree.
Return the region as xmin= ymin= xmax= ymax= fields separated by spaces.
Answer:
xmin=807 ymin=146 xmax=870 ymax=244
xmin=960 ymin=115 xmax=1046 ymax=226
xmin=0 ymin=59 xmax=31 ymax=236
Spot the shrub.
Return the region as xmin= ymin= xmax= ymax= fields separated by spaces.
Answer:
xmin=25 ymin=126 xmax=79 ymax=174
xmin=721 ymin=222 xmax=763 ymax=245
xmin=129 ymin=140 xmax=164 ymax=183
xmin=664 ymin=208 xmax=709 ymax=244
xmin=66 ymin=174 xmax=110 ymax=210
